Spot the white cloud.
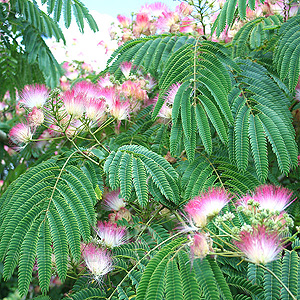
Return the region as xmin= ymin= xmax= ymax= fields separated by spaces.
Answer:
xmin=46 ymin=11 xmax=118 ymax=71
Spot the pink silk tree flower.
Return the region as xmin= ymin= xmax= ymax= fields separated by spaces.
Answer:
xmin=184 ymin=187 xmax=230 ymax=228
xmin=109 ymin=99 xmax=130 ymax=120
xmin=9 ymin=123 xmax=32 ymax=145
xmin=103 ymin=189 xmax=126 ymax=211
xmin=234 ymin=226 xmax=283 ymax=265
xmin=96 ymin=221 xmax=127 ymax=248
xmin=164 ymin=82 xmax=181 ymax=104
xmin=73 ymin=81 xmax=102 ymax=100
xmin=62 ymin=90 xmax=85 ymax=118
xmin=117 ymin=14 xmax=131 ymax=27
xmin=252 ymin=185 xmax=294 ymax=212
xmin=85 ymin=98 xmax=106 ymax=121
xmin=20 ymin=84 xmax=49 ymax=108
xmin=190 ymin=233 xmax=210 ymax=260
xmin=120 ymin=62 xmax=132 ymax=79
xmin=81 ymin=243 xmax=113 ymax=278
xmin=27 ymin=107 xmax=44 ymax=127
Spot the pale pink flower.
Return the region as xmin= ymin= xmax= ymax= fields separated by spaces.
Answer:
xmin=177 ymin=2 xmax=193 ymax=16
xmin=164 ymin=82 xmax=182 ymax=104
xmin=180 ymin=17 xmax=195 ymax=33
xmin=253 ymin=185 xmax=294 ymax=212
xmin=140 ymin=2 xmax=169 ymax=17
xmin=36 ymin=129 xmax=52 ymax=149
xmin=120 ymin=62 xmax=132 ymax=79
xmin=48 ymin=124 xmax=62 ymax=137
xmin=158 ymin=103 xmax=172 ymax=119
xmin=95 ymin=221 xmax=127 ymax=248
xmin=27 ymin=107 xmax=44 ymax=127
xmin=103 ymin=190 xmax=126 ymax=211
xmin=234 ymin=226 xmax=283 ymax=264
xmin=157 ymin=11 xmax=180 ymax=32
xmin=109 ymin=99 xmax=130 ymax=120
xmin=9 ymin=123 xmax=32 ymax=145
xmin=190 ymin=233 xmax=210 ymax=260
xmin=62 ymin=62 xmax=79 ymax=80
xmin=100 ymin=87 xmax=117 ymax=109
xmin=184 ymin=188 xmax=230 ymax=228
xmin=73 ymin=81 xmax=102 ymax=100
xmin=85 ymin=98 xmax=106 ymax=121
xmin=98 ymin=74 xmax=114 ymax=88
xmin=20 ymin=84 xmax=49 ymax=108
xmin=117 ymin=14 xmax=131 ymax=27
xmin=81 ymin=62 xmax=93 ymax=72
xmin=62 ymin=90 xmax=85 ymax=118
xmin=81 ymin=243 xmax=113 ymax=278
xmin=0 ymin=101 xmax=8 ymax=111
xmin=121 ymin=80 xmax=148 ymax=101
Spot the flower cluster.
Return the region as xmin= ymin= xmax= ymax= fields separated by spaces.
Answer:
xmin=183 ymin=185 xmax=295 ymax=265
xmin=108 ymin=2 xmax=202 ymax=46
xmin=81 ymin=189 xmax=130 ymax=280
xmin=8 ymin=65 xmax=157 ymax=151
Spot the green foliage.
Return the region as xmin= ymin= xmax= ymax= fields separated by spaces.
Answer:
xmin=104 ymin=145 xmax=180 ymax=207
xmin=0 ymin=0 xmax=98 ymax=90
xmin=0 ymin=157 xmax=97 ymax=296
xmin=274 ymin=14 xmax=300 ymax=91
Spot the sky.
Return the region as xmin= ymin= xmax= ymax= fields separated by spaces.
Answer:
xmin=46 ymin=0 xmax=181 ymax=71
xmin=81 ymin=0 xmax=179 ymax=17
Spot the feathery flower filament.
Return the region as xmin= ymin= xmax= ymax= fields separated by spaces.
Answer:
xmin=103 ymin=190 xmax=126 ymax=211
xmin=96 ymin=221 xmax=127 ymax=248
xmin=9 ymin=123 xmax=32 ymax=145
xmin=81 ymin=243 xmax=113 ymax=278
xmin=234 ymin=225 xmax=283 ymax=265
xmin=62 ymin=90 xmax=85 ymax=118
xmin=184 ymin=187 xmax=230 ymax=228
xmin=20 ymin=84 xmax=49 ymax=109
xmin=252 ymin=184 xmax=294 ymax=212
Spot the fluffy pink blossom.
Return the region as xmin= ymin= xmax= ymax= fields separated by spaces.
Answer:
xmin=9 ymin=123 xmax=32 ymax=145
xmin=121 ymin=80 xmax=148 ymax=101
xmin=62 ymin=90 xmax=85 ymax=118
xmin=95 ymin=221 xmax=127 ymax=248
xmin=180 ymin=17 xmax=195 ymax=33
xmin=164 ymin=82 xmax=182 ymax=104
xmin=120 ymin=62 xmax=132 ymax=79
xmin=184 ymin=188 xmax=230 ymax=228
xmin=177 ymin=2 xmax=193 ymax=16
xmin=103 ymin=190 xmax=126 ymax=211
xmin=140 ymin=2 xmax=169 ymax=17
xmin=27 ymin=107 xmax=44 ymax=127
xmin=20 ymin=84 xmax=49 ymax=109
xmin=73 ymin=81 xmax=102 ymax=100
xmin=109 ymin=99 xmax=130 ymax=120
xmin=117 ymin=14 xmax=131 ymax=27
xmin=85 ymin=98 xmax=106 ymax=121
xmin=100 ymin=87 xmax=117 ymax=109
xmin=190 ymin=233 xmax=210 ymax=260
xmin=158 ymin=102 xmax=172 ymax=119
xmin=234 ymin=226 xmax=283 ymax=264
xmin=98 ymin=74 xmax=114 ymax=88
xmin=81 ymin=243 xmax=113 ymax=278
xmin=253 ymin=185 xmax=294 ymax=212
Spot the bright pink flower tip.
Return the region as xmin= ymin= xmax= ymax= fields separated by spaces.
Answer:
xmin=81 ymin=243 xmax=113 ymax=277
xmin=62 ymin=90 xmax=85 ymax=118
xmin=184 ymin=187 xmax=230 ymax=227
xmin=253 ymin=184 xmax=294 ymax=212
xmin=20 ymin=84 xmax=49 ymax=109
xmin=120 ymin=62 xmax=132 ymax=79
xmin=96 ymin=221 xmax=127 ymax=248
xmin=9 ymin=123 xmax=32 ymax=145
xmin=103 ymin=190 xmax=126 ymax=211
xmin=164 ymin=82 xmax=182 ymax=104
xmin=234 ymin=226 xmax=282 ymax=264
